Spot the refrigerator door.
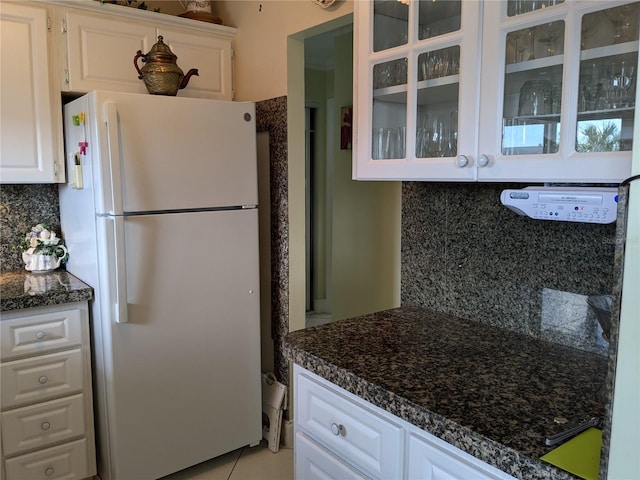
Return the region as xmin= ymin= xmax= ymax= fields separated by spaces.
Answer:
xmin=85 ymin=90 xmax=258 ymax=214
xmin=102 ymin=208 xmax=262 ymax=479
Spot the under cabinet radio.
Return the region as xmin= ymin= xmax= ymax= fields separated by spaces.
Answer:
xmin=500 ymin=187 xmax=618 ymax=224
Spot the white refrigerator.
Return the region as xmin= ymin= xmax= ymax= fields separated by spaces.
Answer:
xmin=59 ymin=91 xmax=262 ymax=480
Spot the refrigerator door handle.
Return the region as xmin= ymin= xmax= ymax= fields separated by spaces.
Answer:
xmin=104 ymin=101 xmax=124 ymax=216
xmin=111 ymin=215 xmax=129 ymax=324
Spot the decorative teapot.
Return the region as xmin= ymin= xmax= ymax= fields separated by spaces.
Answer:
xmin=22 ymin=246 xmax=68 ymax=273
xmin=134 ymin=36 xmax=199 ymax=96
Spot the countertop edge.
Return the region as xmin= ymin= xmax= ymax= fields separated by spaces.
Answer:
xmin=284 ymin=341 xmax=579 ymax=480
xmin=1 ymin=270 xmax=93 ymax=312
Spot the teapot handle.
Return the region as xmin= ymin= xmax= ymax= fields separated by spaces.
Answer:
xmin=56 ymin=245 xmax=68 ymax=259
xmin=134 ymin=50 xmax=146 ymax=79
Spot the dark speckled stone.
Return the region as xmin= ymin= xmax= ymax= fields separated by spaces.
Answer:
xmin=285 ymin=306 xmax=607 ymax=480
xmin=256 ymin=96 xmax=290 ymax=386
xmin=401 ymin=182 xmax=617 ymax=356
xmin=1 ymin=269 xmax=93 ymax=312
xmin=0 ymin=184 xmax=61 ymax=272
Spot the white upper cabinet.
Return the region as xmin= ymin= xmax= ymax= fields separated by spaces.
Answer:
xmin=1 ymin=0 xmax=237 ymax=184
xmin=0 ymin=2 xmax=64 ymax=184
xmin=61 ymin=9 xmax=155 ymax=95
xmin=58 ymin=2 xmax=236 ymax=100
xmin=353 ymin=0 xmax=638 ymax=183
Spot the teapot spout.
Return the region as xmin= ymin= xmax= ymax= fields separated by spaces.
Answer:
xmin=180 ymin=68 xmax=199 ymax=89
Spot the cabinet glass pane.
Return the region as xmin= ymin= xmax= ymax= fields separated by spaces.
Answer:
xmin=372 ymin=58 xmax=408 ymax=159
xmin=418 ymin=0 xmax=461 ymax=40
xmin=373 ymin=1 xmax=408 ymax=52
xmin=502 ymin=23 xmax=564 ymax=155
xmin=506 ymin=0 xmax=564 ymax=17
xmin=416 ymin=46 xmax=460 ymax=158
xmin=576 ymin=3 xmax=638 ymax=153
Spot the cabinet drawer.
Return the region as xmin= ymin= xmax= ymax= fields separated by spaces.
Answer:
xmin=1 ymin=349 xmax=84 ymax=409
xmin=296 ymin=370 xmax=403 ymax=479
xmin=1 ymin=394 xmax=86 ymax=456
xmin=408 ymin=431 xmax=515 ymax=480
xmin=296 ymin=431 xmax=369 ymax=480
xmin=1 ymin=308 xmax=83 ymax=360
xmin=4 ymin=438 xmax=91 ymax=480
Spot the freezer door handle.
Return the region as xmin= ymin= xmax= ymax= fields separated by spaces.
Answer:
xmin=104 ymin=101 xmax=124 ymax=216
xmin=111 ymin=215 xmax=129 ymax=324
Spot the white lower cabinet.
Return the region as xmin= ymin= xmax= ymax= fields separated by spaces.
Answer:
xmin=407 ymin=431 xmax=512 ymax=480
xmin=296 ymin=432 xmax=369 ymax=480
xmin=0 ymin=303 xmax=96 ymax=480
xmin=294 ymin=365 xmax=516 ymax=480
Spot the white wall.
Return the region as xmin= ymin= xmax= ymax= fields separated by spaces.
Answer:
xmin=217 ymin=0 xmax=354 ymax=102
xmin=330 ymin=32 xmax=401 ymax=321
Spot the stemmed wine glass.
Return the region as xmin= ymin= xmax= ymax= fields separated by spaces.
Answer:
xmin=605 ymin=3 xmax=639 ymax=44
xmin=508 ymin=29 xmax=532 ymax=63
xmin=537 ymin=21 xmax=563 ymax=57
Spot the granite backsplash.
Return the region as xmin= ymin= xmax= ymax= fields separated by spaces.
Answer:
xmin=401 ymin=182 xmax=618 ymax=355
xmin=1 ymin=180 xmax=619 ymax=356
xmin=1 ymin=184 xmax=61 ymax=272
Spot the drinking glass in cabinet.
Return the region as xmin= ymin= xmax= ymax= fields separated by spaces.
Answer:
xmin=536 ymin=21 xmax=564 ymax=57
xmin=373 ymin=0 xmax=408 ymax=52
xmin=506 ymin=22 xmax=565 ymax=64
xmin=503 ymin=19 xmax=563 ymax=156
xmin=507 ymin=28 xmax=535 ymax=64
xmin=373 ymin=58 xmax=408 ymax=90
xmin=576 ymin=2 xmax=638 ymax=153
xmin=418 ymin=0 xmax=461 ymax=40
xmin=418 ymin=47 xmax=460 ymax=81
xmin=507 ymin=0 xmax=564 ymax=17
xmin=605 ymin=3 xmax=639 ymax=44
xmin=415 ymin=110 xmax=458 ymax=158
xmin=581 ymin=4 xmax=639 ymax=50
xmin=373 ymin=126 xmax=406 ymax=159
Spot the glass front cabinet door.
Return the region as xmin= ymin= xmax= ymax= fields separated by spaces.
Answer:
xmin=353 ymin=0 xmax=638 ymax=182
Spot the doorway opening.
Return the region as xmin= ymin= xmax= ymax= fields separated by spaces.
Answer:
xmin=294 ymin=16 xmax=401 ymax=331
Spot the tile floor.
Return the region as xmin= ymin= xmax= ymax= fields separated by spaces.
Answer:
xmin=162 ymin=441 xmax=293 ymax=480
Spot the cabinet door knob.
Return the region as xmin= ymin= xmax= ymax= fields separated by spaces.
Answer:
xmin=45 ymin=467 xmax=55 ymax=476
xmin=456 ymin=155 xmax=470 ymax=168
xmin=41 ymin=422 xmax=51 ymax=431
xmin=477 ymin=154 xmax=490 ymax=167
xmin=36 ymin=330 xmax=46 ymax=340
xmin=330 ymin=423 xmax=345 ymax=436
xmin=39 ymin=375 xmax=49 ymax=384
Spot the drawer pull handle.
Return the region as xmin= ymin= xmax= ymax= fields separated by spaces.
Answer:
xmin=330 ymin=423 xmax=344 ymax=436
xmin=41 ymin=422 xmax=51 ymax=431
xmin=45 ymin=467 xmax=55 ymax=476
xmin=36 ymin=330 xmax=46 ymax=340
xmin=39 ymin=375 xmax=49 ymax=384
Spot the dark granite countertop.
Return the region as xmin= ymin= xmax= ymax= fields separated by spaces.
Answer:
xmin=1 ymin=269 xmax=93 ymax=312
xmin=284 ymin=306 xmax=608 ymax=480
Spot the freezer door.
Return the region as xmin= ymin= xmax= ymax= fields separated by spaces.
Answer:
xmin=89 ymin=90 xmax=257 ymax=214
xmin=103 ymin=208 xmax=262 ymax=479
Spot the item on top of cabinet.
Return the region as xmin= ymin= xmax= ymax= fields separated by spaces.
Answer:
xmin=134 ymin=36 xmax=199 ymax=95
xmin=101 ymin=0 xmax=160 ymax=12
xmin=178 ymin=1 xmax=222 ymax=24
xmin=17 ymin=224 xmax=69 ymax=273
xmin=311 ymin=0 xmax=337 ymax=8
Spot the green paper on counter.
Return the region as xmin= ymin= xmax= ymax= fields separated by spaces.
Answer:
xmin=540 ymin=427 xmax=602 ymax=480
